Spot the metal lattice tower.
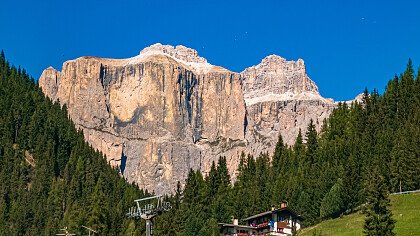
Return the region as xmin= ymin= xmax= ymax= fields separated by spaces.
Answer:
xmin=56 ymin=227 xmax=76 ymax=236
xmin=82 ymin=225 xmax=98 ymax=236
xmin=126 ymin=195 xmax=172 ymax=236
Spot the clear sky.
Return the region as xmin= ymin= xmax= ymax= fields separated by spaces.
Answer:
xmin=1 ymin=0 xmax=419 ymax=101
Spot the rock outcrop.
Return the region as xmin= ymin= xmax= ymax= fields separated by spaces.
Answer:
xmin=39 ymin=43 xmax=335 ymax=193
xmin=241 ymin=55 xmax=335 ymax=146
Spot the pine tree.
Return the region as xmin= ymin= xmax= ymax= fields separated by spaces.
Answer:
xmin=0 ymin=50 xmax=5 ymax=61
xmin=342 ymin=154 xmax=362 ymax=211
xmin=216 ymin=156 xmax=230 ymax=192
xmin=182 ymin=170 xmax=207 ymax=236
xmin=305 ymin=119 xmax=318 ymax=165
xmin=88 ymin=176 xmax=110 ymax=235
xmin=206 ymin=161 xmax=219 ymax=198
xmin=363 ymin=166 xmax=395 ymax=236
xmin=294 ymin=129 xmax=304 ymax=154
xmin=198 ymin=218 xmax=219 ymax=236
xmin=174 ymin=181 xmax=182 ymax=210
xmin=255 ymin=153 xmax=271 ymax=212
xmin=320 ymin=178 xmax=344 ymax=219
xmin=272 ymin=134 xmax=285 ymax=173
xmin=231 ymin=153 xmax=248 ymax=219
xmin=296 ymin=190 xmax=312 ymax=226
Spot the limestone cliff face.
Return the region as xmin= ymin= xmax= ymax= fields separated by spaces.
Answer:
xmin=39 ymin=44 xmax=335 ymax=193
xmin=242 ymin=55 xmax=318 ymax=104
xmin=39 ymin=44 xmax=246 ymax=193
xmin=241 ymin=55 xmax=335 ymax=146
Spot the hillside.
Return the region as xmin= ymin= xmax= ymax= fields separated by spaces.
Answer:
xmin=300 ymin=193 xmax=420 ymax=236
xmin=0 ymin=52 xmax=147 ymax=235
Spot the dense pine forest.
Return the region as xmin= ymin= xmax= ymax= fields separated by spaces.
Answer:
xmin=0 ymin=52 xmax=149 ymax=235
xmin=0 ymin=51 xmax=419 ymax=235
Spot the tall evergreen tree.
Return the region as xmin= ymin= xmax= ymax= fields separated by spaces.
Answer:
xmin=206 ymin=161 xmax=219 ymax=198
xmin=320 ymin=178 xmax=344 ymax=219
xmin=305 ymin=119 xmax=318 ymax=165
xmin=272 ymin=134 xmax=285 ymax=173
xmin=363 ymin=167 xmax=395 ymax=236
xmin=216 ymin=156 xmax=230 ymax=192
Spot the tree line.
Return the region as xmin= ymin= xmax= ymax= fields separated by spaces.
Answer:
xmin=0 ymin=51 xmax=150 ymax=235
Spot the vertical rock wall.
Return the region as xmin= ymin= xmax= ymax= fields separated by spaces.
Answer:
xmin=39 ymin=44 xmax=335 ymax=193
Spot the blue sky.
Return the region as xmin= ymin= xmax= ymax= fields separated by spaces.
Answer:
xmin=1 ymin=0 xmax=419 ymax=101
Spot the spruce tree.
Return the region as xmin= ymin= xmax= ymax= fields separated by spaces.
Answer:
xmin=272 ymin=134 xmax=285 ymax=173
xmin=320 ymin=178 xmax=344 ymax=219
xmin=342 ymin=154 xmax=361 ymax=211
xmin=305 ymin=119 xmax=318 ymax=165
xmin=216 ymin=156 xmax=230 ymax=192
xmin=363 ymin=166 xmax=395 ymax=236
xmin=294 ymin=129 xmax=304 ymax=154
xmin=206 ymin=161 xmax=219 ymax=198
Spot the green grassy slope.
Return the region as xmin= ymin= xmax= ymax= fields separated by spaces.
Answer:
xmin=300 ymin=193 xmax=420 ymax=236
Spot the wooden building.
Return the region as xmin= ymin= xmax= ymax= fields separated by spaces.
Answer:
xmin=218 ymin=222 xmax=257 ymax=236
xmin=219 ymin=202 xmax=303 ymax=236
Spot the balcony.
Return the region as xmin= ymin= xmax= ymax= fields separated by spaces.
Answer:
xmin=277 ymin=220 xmax=291 ymax=229
xmin=250 ymin=221 xmax=270 ymax=229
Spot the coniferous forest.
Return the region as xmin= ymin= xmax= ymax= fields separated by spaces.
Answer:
xmin=0 ymin=51 xmax=419 ymax=235
xmin=0 ymin=52 xmax=149 ymax=235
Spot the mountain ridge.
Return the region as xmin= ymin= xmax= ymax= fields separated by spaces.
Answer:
xmin=39 ymin=43 xmax=337 ymax=193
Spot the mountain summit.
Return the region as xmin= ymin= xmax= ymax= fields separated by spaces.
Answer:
xmin=241 ymin=55 xmax=332 ymax=105
xmin=39 ymin=44 xmax=335 ymax=193
xmin=129 ymin=43 xmax=216 ymax=74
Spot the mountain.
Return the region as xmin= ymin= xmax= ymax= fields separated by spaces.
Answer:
xmin=241 ymin=55 xmax=335 ymax=150
xmin=3 ymin=48 xmax=419 ymax=234
xmin=39 ymin=43 xmax=335 ymax=193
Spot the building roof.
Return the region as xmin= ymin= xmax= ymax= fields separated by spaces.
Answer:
xmin=275 ymin=207 xmax=304 ymax=220
xmin=241 ymin=210 xmax=273 ymax=221
xmin=218 ymin=223 xmax=257 ymax=230
xmin=241 ymin=207 xmax=304 ymax=222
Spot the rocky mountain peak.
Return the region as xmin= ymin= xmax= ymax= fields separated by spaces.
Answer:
xmin=240 ymin=55 xmax=331 ymax=106
xmin=140 ymin=43 xmax=207 ymax=64
xmin=135 ymin=43 xmax=213 ymax=73
xmin=258 ymin=54 xmax=304 ymax=68
xmin=242 ymin=55 xmax=335 ymax=150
